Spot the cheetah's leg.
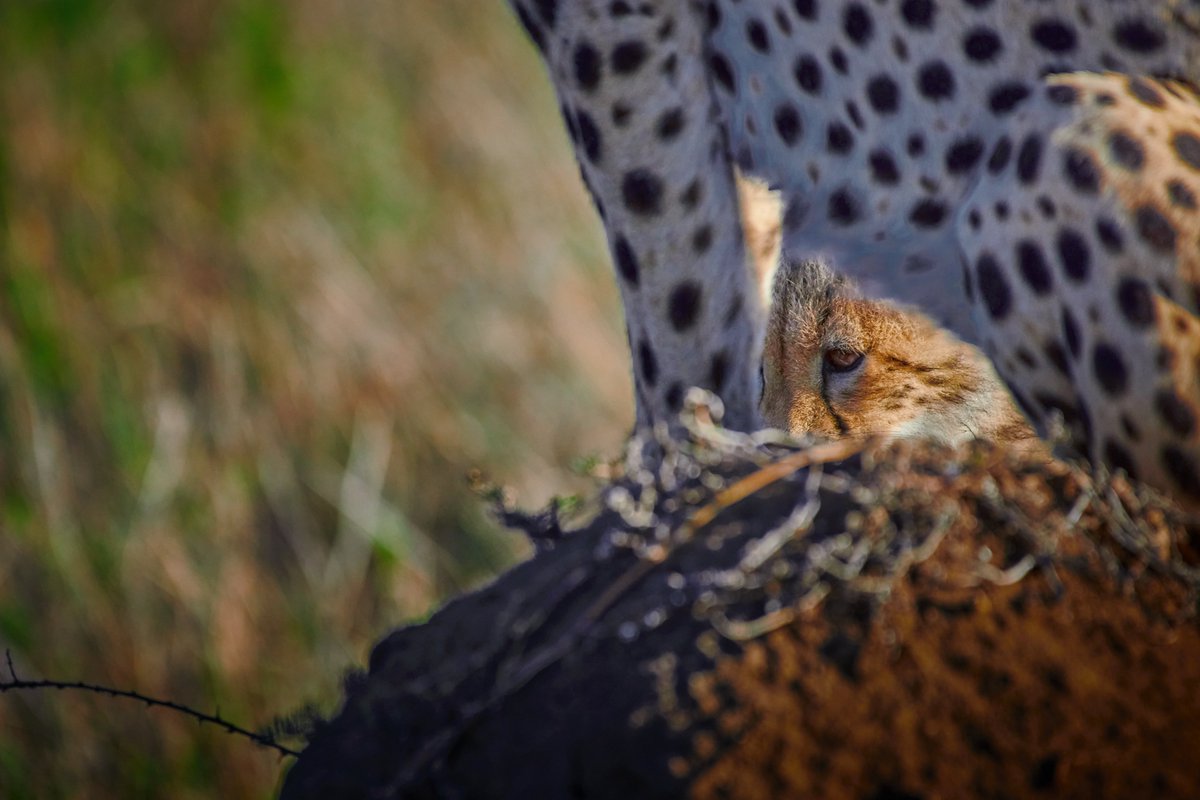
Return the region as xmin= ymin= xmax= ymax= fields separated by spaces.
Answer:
xmin=957 ymin=72 xmax=1200 ymax=504
xmin=509 ymin=2 xmax=764 ymax=431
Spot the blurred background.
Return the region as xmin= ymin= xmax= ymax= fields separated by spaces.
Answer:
xmin=0 ymin=0 xmax=631 ymax=796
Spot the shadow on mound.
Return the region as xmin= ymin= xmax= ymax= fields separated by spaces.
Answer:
xmin=280 ymin=417 xmax=1200 ymax=800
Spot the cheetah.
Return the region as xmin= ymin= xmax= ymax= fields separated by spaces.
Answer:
xmin=739 ymin=175 xmax=1037 ymax=447
xmin=760 ymin=256 xmax=1039 ymax=449
xmin=509 ymin=0 xmax=1200 ymax=505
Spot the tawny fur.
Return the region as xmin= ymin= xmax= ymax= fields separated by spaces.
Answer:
xmin=740 ymin=177 xmax=1038 ymax=451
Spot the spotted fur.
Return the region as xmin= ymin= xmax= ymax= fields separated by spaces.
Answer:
xmin=510 ymin=0 xmax=1200 ymax=505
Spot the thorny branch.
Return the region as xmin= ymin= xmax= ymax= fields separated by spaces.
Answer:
xmin=0 ymin=649 xmax=299 ymax=758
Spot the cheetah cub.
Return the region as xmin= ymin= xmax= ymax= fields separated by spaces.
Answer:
xmin=740 ymin=176 xmax=1037 ymax=451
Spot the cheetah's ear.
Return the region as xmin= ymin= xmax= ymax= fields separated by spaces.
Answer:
xmin=734 ymin=169 xmax=784 ymax=314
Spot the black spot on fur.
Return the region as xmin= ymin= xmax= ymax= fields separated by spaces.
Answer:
xmin=1112 ymin=19 xmax=1166 ymax=54
xmin=573 ymin=43 xmax=602 ymax=91
xmin=828 ymin=188 xmax=861 ymax=225
xmin=1095 ymin=217 xmax=1123 ymax=253
xmin=656 ymin=107 xmax=684 ymax=141
xmin=1135 ymin=204 xmax=1176 ymax=253
xmin=1128 ymin=77 xmax=1165 ymax=108
xmin=1163 ymin=447 xmax=1200 ymax=495
xmin=710 ymin=350 xmax=730 ymax=390
xmin=1108 ymin=131 xmax=1144 ymax=171
xmin=826 ymin=122 xmax=854 ymax=154
xmin=611 ymin=40 xmax=648 ymax=74
xmin=1174 ymin=131 xmax=1200 ymax=172
xmin=1016 ymin=135 xmax=1043 ymax=184
xmin=775 ymin=8 xmax=793 ymax=35
xmin=1116 ymin=277 xmax=1156 ymax=328
xmin=900 ymin=0 xmax=935 ymax=29
xmin=638 ymin=339 xmax=658 ymax=386
xmin=1061 ymin=306 xmax=1081 ymax=359
xmin=1016 ymin=347 xmax=1038 ymax=370
xmin=1037 ymin=196 xmax=1056 ymax=219
xmin=840 ymin=102 xmax=859 ymax=131
xmin=989 ymin=82 xmax=1031 ymax=113
xmin=1046 ymin=84 xmax=1078 ymax=105
xmin=792 ymin=0 xmax=817 ymax=21
xmin=704 ymin=1 xmax=721 ymax=31
xmin=533 ymin=0 xmax=557 ymax=27
xmin=869 ymin=150 xmax=900 ymax=185
xmin=1016 ymin=240 xmax=1053 ymax=294
xmin=1056 ymin=228 xmax=1090 ymax=282
xmin=945 ymin=137 xmax=984 ymax=174
xmin=1063 ymin=147 xmax=1101 ymax=193
xmin=576 ymin=109 xmax=602 ymax=163
xmin=963 ymin=27 xmax=1002 ymax=62
xmin=866 ymin=75 xmax=900 ymax=114
xmin=514 ymin=4 xmax=547 ymax=53
xmin=843 ymin=3 xmax=874 ymax=46
xmin=793 ymin=54 xmax=823 ymax=95
xmin=1167 ymin=180 xmax=1198 ymax=210
xmin=987 ymin=136 xmax=1012 ymax=173
xmin=1031 ymin=18 xmax=1077 ymax=53
xmin=1156 ymin=390 xmax=1196 ymax=436
xmin=845 ymin=100 xmax=864 ymax=129
xmin=621 ymin=169 xmax=664 ymax=216
xmin=775 ymin=104 xmax=802 ymax=145
xmin=709 ymin=51 xmax=735 ymax=92
xmin=614 ymin=235 xmax=640 ymax=286
xmin=1092 ymin=342 xmax=1129 ymax=396
xmin=560 ymin=102 xmax=579 ymax=142
xmin=692 ymin=224 xmax=713 ymax=254
xmin=976 ymin=252 xmax=1012 ymax=320
xmin=1044 ymin=342 xmax=1070 ymax=376
xmin=916 ymin=61 xmax=955 ymax=101
xmin=746 ymin=18 xmax=770 ymax=52
xmin=909 ymin=199 xmax=947 ymax=228
xmin=667 ymin=281 xmax=703 ymax=331
xmin=665 ymin=382 xmax=684 ymax=412
xmin=829 ymin=46 xmax=848 ymax=74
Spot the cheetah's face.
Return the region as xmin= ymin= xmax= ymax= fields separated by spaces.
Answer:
xmin=761 ymin=260 xmax=1036 ymax=449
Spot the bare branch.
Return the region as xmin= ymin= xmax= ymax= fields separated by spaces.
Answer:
xmin=0 ymin=650 xmax=299 ymax=758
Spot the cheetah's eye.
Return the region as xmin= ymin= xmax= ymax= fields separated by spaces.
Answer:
xmin=823 ymin=348 xmax=864 ymax=373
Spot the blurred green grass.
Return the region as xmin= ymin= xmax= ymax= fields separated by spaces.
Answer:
xmin=0 ymin=1 xmax=631 ymax=796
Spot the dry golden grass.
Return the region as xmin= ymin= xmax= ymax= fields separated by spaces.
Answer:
xmin=0 ymin=1 xmax=630 ymax=796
